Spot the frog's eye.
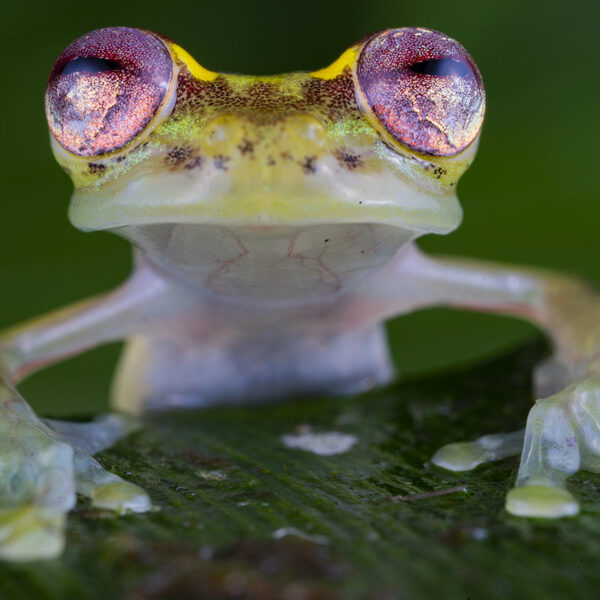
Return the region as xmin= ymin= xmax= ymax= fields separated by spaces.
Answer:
xmin=355 ymin=28 xmax=485 ymax=157
xmin=45 ymin=27 xmax=175 ymax=157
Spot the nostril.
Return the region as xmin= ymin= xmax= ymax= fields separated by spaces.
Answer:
xmin=280 ymin=115 xmax=328 ymax=147
xmin=206 ymin=124 xmax=230 ymax=144
xmin=305 ymin=121 xmax=328 ymax=145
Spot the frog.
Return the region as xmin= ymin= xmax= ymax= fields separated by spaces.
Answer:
xmin=1 ymin=25 xmax=599 ymax=561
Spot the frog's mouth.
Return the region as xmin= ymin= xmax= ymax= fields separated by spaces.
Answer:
xmin=67 ymin=151 xmax=463 ymax=236
xmin=68 ymin=149 xmax=464 ymax=303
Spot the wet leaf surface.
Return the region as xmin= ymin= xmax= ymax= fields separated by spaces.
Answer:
xmin=2 ymin=343 xmax=600 ymax=599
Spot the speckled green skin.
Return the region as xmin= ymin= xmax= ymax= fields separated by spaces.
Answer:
xmin=59 ymin=42 xmax=467 ymax=192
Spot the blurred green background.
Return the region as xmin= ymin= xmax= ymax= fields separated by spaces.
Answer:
xmin=1 ymin=0 xmax=598 ymax=416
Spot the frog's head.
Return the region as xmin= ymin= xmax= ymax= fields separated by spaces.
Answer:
xmin=45 ymin=27 xmax=484 ymax=301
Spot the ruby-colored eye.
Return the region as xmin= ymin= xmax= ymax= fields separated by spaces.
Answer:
xmin=45 ymin=27 xmax=174 ymax=157
xmin=356 ymin=28 xmax=485 ymax=157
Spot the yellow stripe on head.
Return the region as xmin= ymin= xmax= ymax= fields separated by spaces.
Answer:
xmin=169 ymin=42 xmax=218 ymax=81
xmin=310 ymin=45 xmax=359 ymax=79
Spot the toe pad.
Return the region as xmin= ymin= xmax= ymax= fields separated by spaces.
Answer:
xmin=505 ymin=485 xmax=579 ymax=518
xmin=91 ymin=481 xmax=151 ymax=514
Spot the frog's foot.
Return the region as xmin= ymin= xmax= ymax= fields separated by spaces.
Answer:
xmin=0 ymin=435 xmax=149 ymax=561
xmin=432 ymin=430 xmax=525 ymax=472
xmin=45 ymin=414 xmax=151 ymax=514
xmin=433 ymin=377 xmax=600 ymax=518
xmin=72 ymin=445 xmax=151 ymax=514
xmin=0 ymin=383 xmax=150 ymax=561
xmin=0 ymin=506 xmax=66 ymax=561
xmin=503 ymin=378 xmax=600 ymax=518
xmin=0 ymin=392 xmax=76 ymax=560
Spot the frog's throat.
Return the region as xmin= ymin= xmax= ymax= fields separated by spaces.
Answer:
xmin=67 ymin=169 xmax=463 ymax=236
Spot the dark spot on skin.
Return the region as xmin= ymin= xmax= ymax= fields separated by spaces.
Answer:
xmin=116 ymin=155 xmax=126 ymax=162
xmin=213 ymin=155 xmax=230 ymax=170
xmin=87 ymin=162 xmax=106 ymax=174
xmin=184 ymin=156 xmax=202 ymax=170
xmin=432 ymin=166 xmax=447 ymax=179
xmin=301 ymin=155 xmax=317 ymax=174
xmin=165 ymin=146 xmax=192 ymax=165
xmin=417 ymin=160 xmax=446 ymax=179
xmin=336 ymin=149 xmax=363 ymax=170
xmin=324 ymin=238 xmax=330 ymax=243
xmin=238 ymin=139 xmax=254 ymax=155
xmin=280 ymin=151 xmax=292 ymax=161
xmin=266 ymin=155 xmax=276 ymax=166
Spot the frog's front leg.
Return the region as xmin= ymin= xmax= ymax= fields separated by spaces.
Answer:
xmin=0 ymin=380 xmax=150 ymax=559
xmin=0 ymin=258 xmax=182 ymax=559
xmin=362 ymin=244 xmax=600 ymax=517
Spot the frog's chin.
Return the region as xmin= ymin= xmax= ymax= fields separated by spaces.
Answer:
xmin=115 ymin=221 xmax=418 ymax=304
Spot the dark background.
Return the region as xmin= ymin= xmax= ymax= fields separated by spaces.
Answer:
xmin=1 ymin=0 xmax=598 ymax=415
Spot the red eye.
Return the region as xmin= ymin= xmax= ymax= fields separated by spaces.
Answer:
xmin=355 ymin=28 xmax=485 ymax=157
xmin=45 ymin=27 xmax=174 ymax=157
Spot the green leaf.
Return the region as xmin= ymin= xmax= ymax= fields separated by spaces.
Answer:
xmin=1 ymin=343 xmax=599 ymax=599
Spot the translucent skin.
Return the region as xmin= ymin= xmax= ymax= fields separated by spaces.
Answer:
xmin=0 ymin=26 xmax=599 ymax=561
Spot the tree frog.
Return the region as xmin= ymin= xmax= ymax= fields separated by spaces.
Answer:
xmin=1 ymin=26 xmax=599 ymax=561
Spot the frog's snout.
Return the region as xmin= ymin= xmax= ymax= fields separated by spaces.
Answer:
xmin=155 ymin=111 xmax=344 ymax=182
xmin=200 ymin=112 xmax=331 ymax=158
